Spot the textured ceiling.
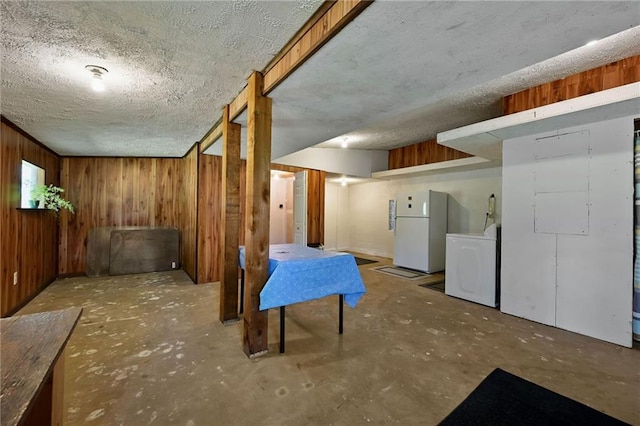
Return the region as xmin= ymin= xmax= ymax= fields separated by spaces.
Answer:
xmin=312 ymin=24 xmax=640 ymax=152
xmin=1 ymin=1 xmax=639 ymax=160
xmin=205 ymin=1 xmax=640 ymax=160
xmin=0 ymin=0 xmax=323 ymax=156
xmin=271 ymin=1 xmax=640 ymax=155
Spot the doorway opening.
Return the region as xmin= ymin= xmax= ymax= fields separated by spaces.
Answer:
xmin=269 ymin=170 xmax=295 ymax=244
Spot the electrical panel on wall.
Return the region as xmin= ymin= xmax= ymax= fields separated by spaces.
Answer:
xmin=533 ymin=130 xmax=590 ymax=235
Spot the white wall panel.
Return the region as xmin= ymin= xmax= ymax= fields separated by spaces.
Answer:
xmin=348 ymin=180 xmax=395 ymax=256
xmin=555 ymin=118 xmax=633 ymax=347
xmin=275 ymin=147 xmax=389 ymax=177
xmin=534 ymin=130 xmax=589 ymax=159
xmin=336 ymin=185 xmax=350 ymax=250
xmin=324 ymin=183 xmax=350 ymax=251
xmin=501 ymin=116 xmax=634 ymax=347
xmin=533 ymin=130 xmax=590 ymax=235
xmin=534 ymin=154 xmax=589 ymax=193
xmin=502 ymin=135 xmax=557 ymax=326
xmin=324 ymin=183 xmax=338 ymax=251
xmin=556 ymin=234 xmax=631 ymax=346
xmin=534 ymin=191 xmax=589 ymax=235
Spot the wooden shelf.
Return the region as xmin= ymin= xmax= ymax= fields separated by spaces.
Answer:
xmin=437 ymin=82 xmax=640 ymax=160
xmin=371 ymin=156 xmax=500 ymax=180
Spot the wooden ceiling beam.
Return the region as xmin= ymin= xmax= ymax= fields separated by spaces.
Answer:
xmin=261 ymin=1 xmax=336 ymax=76
xmin=263 ymin=0 xmax=371 ymax=94
xmin=228 ymin=86 xmax=248 ymax=121
xmin=199 ymin=0 xmax=372 ymax=151
xmin=199 ymin=118 xmax=222 ymax=153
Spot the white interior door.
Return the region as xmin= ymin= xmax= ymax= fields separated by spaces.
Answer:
xmin=294 ymin=171 xmax=307 ymax=246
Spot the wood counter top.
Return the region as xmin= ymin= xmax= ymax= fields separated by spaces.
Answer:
xmin=1 ymin=307 xmax=82 ymax=426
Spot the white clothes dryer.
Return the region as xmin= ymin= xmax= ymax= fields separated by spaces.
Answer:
xmin=445 ymin=227 xmax=498 ymax=307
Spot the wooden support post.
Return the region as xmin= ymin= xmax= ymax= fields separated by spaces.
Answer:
xmin=219 ymin=105 xmax=242 ymax=323
xmin=243 ymin=71 xmax=272 ymax=357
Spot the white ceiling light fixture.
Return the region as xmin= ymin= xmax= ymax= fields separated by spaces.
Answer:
xmin=341 ymin=176 xmax=347 ymax=186
xmin=341 ymin=138 xmax=348 ymax=148
xmin=585 ymin=39 xmax=599 ymax=47
xmin=85 ymin=65 xmax=109 ymax=92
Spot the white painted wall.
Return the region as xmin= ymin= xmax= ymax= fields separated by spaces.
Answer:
xmin=501 ymin=116 xmax=634 ymax=347
xmin=275 ymin=147 xmax=389 ymax=177
xmin=324 ymin=183 xmax=350 ymax=251
xmin=326 ymin=167 xmax=502 ymax=258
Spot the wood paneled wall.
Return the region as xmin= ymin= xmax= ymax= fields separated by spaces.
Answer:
xmin=196 ymin=156 xmax=325 ymax=283
xmin=307 ymin=168 xmax=325 ymax=247
xmin=1 ymin=118 xmax=60 ymax=317
xmin=0 ymin=120 xmax=324 ymax=310
xmin=388 ymin=138 xmax=472 ymax=170
xmin=197 ymin=154 xmax=224 ymax=284
xmin=181 ymin=145 xmax=198 ymax=281
xmin=59 ymin=155 xmax=197 ymax=276
xmin=503 ymin=55 xmax=640 ymax=114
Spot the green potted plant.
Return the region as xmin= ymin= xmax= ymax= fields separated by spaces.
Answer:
xmin=30 ymin=184 xmax=75 ymax=214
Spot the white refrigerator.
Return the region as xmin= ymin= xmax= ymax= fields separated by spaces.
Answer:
xmin=393 ymin=190 xmax=448 ymax=273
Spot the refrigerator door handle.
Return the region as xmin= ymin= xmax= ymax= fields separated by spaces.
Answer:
xmin=390 ymin=199 xmax=397 ymax=234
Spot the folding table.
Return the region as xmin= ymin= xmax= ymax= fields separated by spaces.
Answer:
xmin=239 ymin=244 xmax=366 ymax=353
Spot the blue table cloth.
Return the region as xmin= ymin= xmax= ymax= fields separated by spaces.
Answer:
xmin=239 ymin=244 xmax=366 ymax=310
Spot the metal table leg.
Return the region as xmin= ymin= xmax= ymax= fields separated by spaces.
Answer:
xmin=278 ymin=296 xmax=342 ymax=354
xmin=339 ymin=294 xmax=344 ymax=334
xmin=280 ymin=306 xmax=285 ymax=353
xmin=239 ymin=269 xmax=244 ymax=315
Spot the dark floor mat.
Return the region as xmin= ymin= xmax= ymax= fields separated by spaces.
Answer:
xmin=419 ymin=281 xmax=445 ymax=293
xmin=354 ymin=257 xmax=377 ymax=266
xmin=439 ymin=368 xmax=629 ymax=425
xmin=370 ymin=265 xmax=429 ymax=279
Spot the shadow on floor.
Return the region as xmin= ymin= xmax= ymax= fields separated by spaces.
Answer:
xmin=418 ymin=280 xmax=445 ymax=293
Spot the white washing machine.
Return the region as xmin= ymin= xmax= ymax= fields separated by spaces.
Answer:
xmin=445 ymin=226 xmax=498 ymax=307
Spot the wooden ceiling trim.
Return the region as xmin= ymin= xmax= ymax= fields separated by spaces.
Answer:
xmin=228 ymin=86 xmax=249 ymax=122
xmin=199 ymin=118 xmax=223 ymax=153
xmin=502 ymin=54 xmax=640 ymax=115
xmin=262 ymin=1 xmax=336 ymax=76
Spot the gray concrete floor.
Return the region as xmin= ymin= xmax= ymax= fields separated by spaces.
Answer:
xmin=18 ymin=254 xmax=640 ymax=425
